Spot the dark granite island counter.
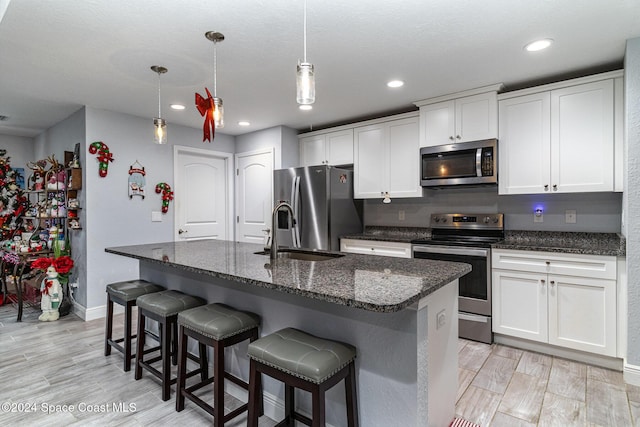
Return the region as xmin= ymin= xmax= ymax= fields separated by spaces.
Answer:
xmin=106 ymin=240 xmax=471 ymax=427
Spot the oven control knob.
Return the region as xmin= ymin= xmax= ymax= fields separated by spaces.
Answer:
xmin=434 ymin=217 xmax=440 ymax=223
xmin=441 ymin=218 xmax=447 ymax=223
xmin=493 ymin=217 xmax=499 ymax=223
xmin=483 ymin=216 xmax=490 ymax=224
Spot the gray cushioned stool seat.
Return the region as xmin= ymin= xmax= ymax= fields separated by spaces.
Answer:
xmin=248 ymin=328 xmax=356 ymax=384
xmin=106 ymin=280 xmax=164 ymax=302
xmin=136 ymin=290 xmax=204 ymax=317
xmin=178 ymin=303 xmax=260 ymax=341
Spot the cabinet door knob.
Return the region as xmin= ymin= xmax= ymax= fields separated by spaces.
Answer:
xmin=449 ymin=136 xmax=454 ymax=141
xmin=456 ymin=135 xmax=461 ymax=140
xmin=178 ymin=229 xmax=188 ymax=234
xmin=541 ymin=279 xmax=546 ymax=285
xmin=553 ymin=184 xmax=558 ymax=191
xmin=545 ymin=261 xmax=550 ymax=265
xmin=544 ymin=185 xmax=549 ymax=191
xmin=550 ymin=280 xmax=555 ymax=286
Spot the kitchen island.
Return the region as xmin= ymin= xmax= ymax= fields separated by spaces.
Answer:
xmin=106 ymin=240 xmax=471 ymax=427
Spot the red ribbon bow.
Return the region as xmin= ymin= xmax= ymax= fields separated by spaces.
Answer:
xmin=195 ymin=87 xmax=215 ymax=142
xmin=43 ymin=279 xmax=54 ymax=295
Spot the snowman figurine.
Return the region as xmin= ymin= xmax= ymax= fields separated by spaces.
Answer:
xmin=39 ymin=265 xmax=62 ymax=321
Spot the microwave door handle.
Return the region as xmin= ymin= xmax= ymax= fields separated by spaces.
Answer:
xmin=476 ymin=148 xmax=482 ymax=177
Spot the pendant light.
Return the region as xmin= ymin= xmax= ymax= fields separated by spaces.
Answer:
xmin=205 ymin=31 xmax=225 ymax=128
xmin=296 ymin=0 xmax=315 ymax=105
xmin=151 ymin=65 xmax=168 ymax=144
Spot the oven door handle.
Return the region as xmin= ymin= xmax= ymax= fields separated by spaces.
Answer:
xmin=412 ymin=245 xmax=489 ymax=258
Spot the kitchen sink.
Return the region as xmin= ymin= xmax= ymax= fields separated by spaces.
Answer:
xmin=254 ymin=249 xmax=344 ymax=262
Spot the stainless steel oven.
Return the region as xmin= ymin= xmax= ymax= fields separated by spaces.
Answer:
xmin=412 ymin=213 xmax=504 ymax=344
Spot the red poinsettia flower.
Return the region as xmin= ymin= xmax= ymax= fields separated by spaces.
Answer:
xmin=31 ymin=257 xmax=53 ymax=270
xmin=53 ymin=256 xmax=74 ymax=274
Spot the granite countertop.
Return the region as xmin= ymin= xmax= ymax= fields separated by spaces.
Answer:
xmin=341 ymin=226 xmax=431 ymax=243
xmin=492 ymin=231 xmax=626 ymax=257
xmin=341 ymin=226 xmax=626 ymax=257
xmin=105 ymin=240 xmax=470 ymax=313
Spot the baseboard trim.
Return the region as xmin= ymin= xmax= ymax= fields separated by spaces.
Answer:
xmin=624 ymin=362 xmax=640 ymax=386
xmin=73 ymin=302 xmax=123 ymax=321
xmin=494 ymin=334 xmax=623 ymax=371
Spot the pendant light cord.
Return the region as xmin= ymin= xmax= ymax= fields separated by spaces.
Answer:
xmin=213 ymin=41 xmax=218 ymax=97
xmin=157 ymin=72 xmax=162 ymax=118
xmin=303 ymin=0 xmax=307 ymax=62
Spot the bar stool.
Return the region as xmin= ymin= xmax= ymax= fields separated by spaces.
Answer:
xmin=135 ymin=290 xmax=206 ymax=401
xmin=176 ymin=303 xmax=260 ymax=426
xmin=104 ymin=279 xmax=164 ymax=371
xmin=247 ymin=328 xmax=358 ymax=427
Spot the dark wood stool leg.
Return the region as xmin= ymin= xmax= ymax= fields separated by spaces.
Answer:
xmin=134 ymin=308 xmax=145 ymax=380
xmin=285 ymin=384 xmax=295 ymax=425
xmin=123 ymin=301 xmax=133 ymax=371
xmin=161 ymin=318 xmax=171 ymax=401
xmin=346 ymin=362 xmax=359 ymax=427
xmin=176 ymin=325 xmax=188 ymax=412
xmin=104 ymin=294 xmax=113 ymax=356
xmin=213 ymin=340 xmax=224 ymax=427
xmin=198 ymin=342 xmax=208 ymax=381
xmin=247 ymin=359 xmax=260 ymax=427
xmin=171 ymin=319 xmax=178 ymax=365
xmin=311 ymin=384 xmax=325 ymax=427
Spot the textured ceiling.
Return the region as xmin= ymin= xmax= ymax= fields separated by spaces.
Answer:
xmin=0 ymin=0 xmax=639 ymax=138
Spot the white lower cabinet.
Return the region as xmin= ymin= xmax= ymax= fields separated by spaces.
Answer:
xmin=492 ymin=249 xmax=617 ymax=357
xmin=340 ymin=238 xmax=412 ymax=258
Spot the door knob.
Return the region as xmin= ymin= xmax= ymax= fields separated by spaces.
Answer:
xmin=178 ymin=229 xmax=187 ymax=234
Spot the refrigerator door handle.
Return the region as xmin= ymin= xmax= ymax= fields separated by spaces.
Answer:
xmin=293 ymin=176 xmax=301 ymax=247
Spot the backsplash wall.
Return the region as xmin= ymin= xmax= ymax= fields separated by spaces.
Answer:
xmin=364 ymin=186 xmax=622 ymax=233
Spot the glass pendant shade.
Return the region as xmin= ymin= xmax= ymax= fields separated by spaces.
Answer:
xmin=153 ymin=117 xmax=167 ymax=144
xmin=213 ymin=97 xmax=224 ymax=128
xmin=296 ymin=62 xmax=315 ymax=105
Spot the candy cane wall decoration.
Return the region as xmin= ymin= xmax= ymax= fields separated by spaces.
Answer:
xmin=88 ymin=141 xmax=114 ymax=177
xmin=155 ymin=182 xmax=174 ymax=213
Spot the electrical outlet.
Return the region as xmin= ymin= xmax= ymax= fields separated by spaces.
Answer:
xmin=398 ymin=210 xmax=405 ymax=221
xmin=565 ymin=210 xmax=577 ymax=224
xmin=534 ymin=208 xmax=543 ymax=223
xmin=151 ymin=211 xmax=162 ymax=222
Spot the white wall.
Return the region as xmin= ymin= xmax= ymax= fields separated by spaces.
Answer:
xmin=624 ymin=38 xmax=640 ymax=367
xmin=235 ymin=125 xmax=299 ymax=169
xmin=0 ymin=133 xmax=35 ymax=173
xmin=85 ymin=107 xmax=235 ymax=310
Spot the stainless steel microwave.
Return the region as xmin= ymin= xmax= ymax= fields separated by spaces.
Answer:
xmin=420 ymin=139 xmax=497 ymax=187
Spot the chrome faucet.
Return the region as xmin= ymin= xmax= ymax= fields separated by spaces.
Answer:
xmin=270 ymin=201 xmax=295 ymax=261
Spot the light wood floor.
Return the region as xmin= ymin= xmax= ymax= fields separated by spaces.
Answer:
xmin=456 ymin=339 xmax=640 ymax=426
xmin=2 ymin=304 xmax=639 ymax=426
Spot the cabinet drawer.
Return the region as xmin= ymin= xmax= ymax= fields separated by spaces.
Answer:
xmin=492 ymin=249 xmax=616 ymax=280
xmin=340 ymin=239 xmax=412 ymax=258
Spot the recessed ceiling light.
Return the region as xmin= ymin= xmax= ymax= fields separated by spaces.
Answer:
xmin=170 ymin=104 xmax=186 ymax=110
xmin=299 ymin=105 xmax=313 ymax=111
xmin=238 ymin=121 xmax=250 ymax=126
xmin=524 ymin=38 xmax=554 ymax=52
xmin=387 ymin=80 xmax=404 ymax=88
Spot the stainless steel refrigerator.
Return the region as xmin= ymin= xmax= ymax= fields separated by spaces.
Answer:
xmin=273 ymin=165 xmax=363 ymax=251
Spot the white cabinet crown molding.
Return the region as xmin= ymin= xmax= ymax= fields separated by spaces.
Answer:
xmin=413 ymin=83 xmax=504 ymax=107
xmin=498 ymin=70 xmax=624 ymax=100
xmin=297 ymin=111 xmax=419 ymax=138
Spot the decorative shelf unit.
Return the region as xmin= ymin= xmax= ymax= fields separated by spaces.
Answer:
xmin=66 ymin=168 xmax=82 ymax=230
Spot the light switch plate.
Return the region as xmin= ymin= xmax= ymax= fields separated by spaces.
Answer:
xmin=398 ymin=210 xmax=405 ymax=221
xmin=151 ymin=211 xmax=163 ymax=222
xmin=565 ymin=210 xmax=577 ymax=224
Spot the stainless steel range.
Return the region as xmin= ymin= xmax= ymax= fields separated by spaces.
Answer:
xmin=411 ymin=213 xmax=504 ymax=344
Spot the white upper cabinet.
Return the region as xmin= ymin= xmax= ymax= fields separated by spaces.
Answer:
xmin=415 ymin=88 xmax=500 ymax=147
xmin=299 ymin=129 xmax=354 ymax=166
xmin=354 ymin=114 xmax=422 ymax=199
xmin=499 ymin=72 xmax=621 ymax=195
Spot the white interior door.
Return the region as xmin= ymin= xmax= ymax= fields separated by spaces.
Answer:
xmin=174 ymin=146 xmax=232 ymax=241
xmin=235 ymin=148 xmax=274 ymax=244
